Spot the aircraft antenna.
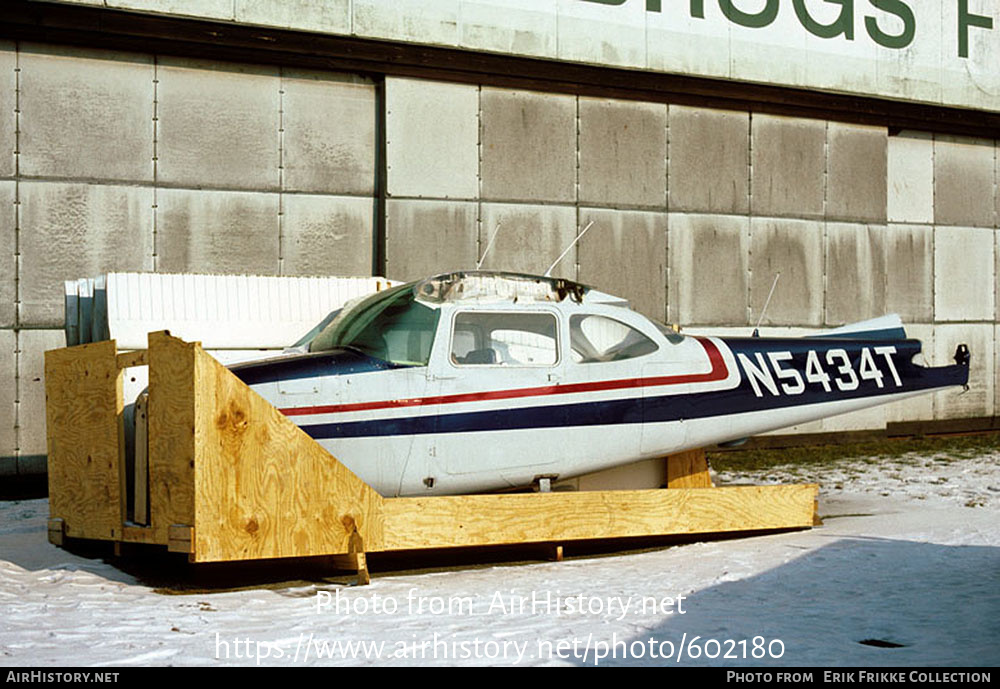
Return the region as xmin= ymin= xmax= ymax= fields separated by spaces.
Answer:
xmin=477 ymin=222 xmax=503 ymax=270
xmin=544 ymin=220 xmax=595 ymax=277
xmin=752 ymin=272 xmax=781 ymax=338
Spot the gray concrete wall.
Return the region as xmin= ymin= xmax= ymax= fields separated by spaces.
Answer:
xmin=382 ymin=77 xmax=1000 ymax=436
xmin=0 ymin=42 xmax=377 ymax=475
xmin=2 ymin=47 xmax=999 ymax=475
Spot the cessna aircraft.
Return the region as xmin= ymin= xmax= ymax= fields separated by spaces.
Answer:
xmin=230 ymin=271 xmax=970 ymax=497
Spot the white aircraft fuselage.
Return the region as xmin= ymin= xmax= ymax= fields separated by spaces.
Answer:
xmin=231 ymin=272 xmax=970 ymax=497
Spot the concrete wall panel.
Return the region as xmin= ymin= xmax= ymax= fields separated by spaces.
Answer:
xmin=480 ymin=89 xmax=576 ymax=203
xmin=18 ymin=45 xmax=153 ymax=183
xmin=353 ymin=0 xmax=459 ymax=47
xmin=105 ymin=0 xmax=233 ymax=20
xmin=729 ymin=5 xmax=807 ymax=89
xmin=887 ymin=131 xmax=934 ymax=224
xmin=281 ymin=70 xmax=375 ymax=195
xmin=19 ymin=182 xmax=153 ymax=327
xmin=459 ymin=0 xmax=557 ymax=59
xmin=478 ymin=203 xmax=576 ymax=280
xmin=156 ymin=59 xmax=280 ymax=190
xmin=556 ymin=0 xmax=645 ymax=69
xmin=933 ymin=324 xmax=993 ymax=420
xmin=0 ymin=43 xmax=15 ymax=179
xmin=156 ymin=189 xmax=279 ymax=275
xmin=884 ymin=324 xmax=936 ymax=424
xmin=235 ymin=0 xmax=351 ymax=34
xmin=876 ymin=0 xmax=943 ymax=106
xmin=827 ymin=123 xmax=886 ymax=223
xmin=0 ymin=182 xmax=14 ymax=328
xmin=668 ymin=213 xmax=749 ymax=326
xmin=645 ymin=8 xmax=729 ymax=79
xmin=281 ymin=194 xmax=374 ymax=277
xmin=884 ymin=224 xmax=934 ymax=323
xmin=16 ymin=329 xmax=66 ymax=460
xmin=385 ymin=199 xmax=478 ymax=283
xmin=386 ymin=78 xmax=479 ymax=199
xmin=668 ymin=106 xmax=749 ymax=215
xmin=577 ymin=208 xmax=666 ymax=322
xmin=941 ymin=0 xmax=1000 ymax=120
xmin=750 ymin=115 xmax=825 ymax=219
xmin=824 ymin=223 xmax=886 ymax=326
xmin=934 ymin=226 xmax=994 ymax=322
xmin=578 ymin=98 xmax=666 ymax=209
xmin=0 ymin=330 xmax=14 ymax=468
xmin=749 ymin=218 xmax=824 ymax=326
xmin=821 ymin=405 xmax=886 ymax=433
xmin=934 ymin=136 xmax=995 ymax=228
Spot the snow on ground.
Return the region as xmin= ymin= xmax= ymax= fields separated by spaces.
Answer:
xmin=1 ymin=450 xmax=998 ymax=667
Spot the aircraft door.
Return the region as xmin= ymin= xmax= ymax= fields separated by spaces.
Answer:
xmin=417 ymin=309 xmax=564 ymax=492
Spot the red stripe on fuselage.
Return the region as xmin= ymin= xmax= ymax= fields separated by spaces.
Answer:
xmin=280 ymin=336 xmax=729 ymax=417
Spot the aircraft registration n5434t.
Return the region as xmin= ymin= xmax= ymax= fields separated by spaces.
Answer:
xmin=230 ymin=271 xmax=970 ymax=497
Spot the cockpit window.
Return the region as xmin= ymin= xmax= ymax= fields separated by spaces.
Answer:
xmin=451 ymin=312 xmax=558 ymax=366
xmin=307 ymin=284 xmax=440 ymax=366
xmin=570 ymin=314 xmax=658 ymax=363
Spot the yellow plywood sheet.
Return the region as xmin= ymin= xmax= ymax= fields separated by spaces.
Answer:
xmin=188 ymin=341 xmax=383 ymax=563
xmin=147 ymin=332 xmax=197 ymax=544
xmin=44 ymin=340 xmax=124 ymax=541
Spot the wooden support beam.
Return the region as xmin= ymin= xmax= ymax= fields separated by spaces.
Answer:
xmin=328 ymin=529 xmax=370 ymax=585
xmin=667 ymin=448 xmax=713 ymax=489
xmin=167 ymin=525 xmax=194 ymax=554
xmin=133 ymin=393 xmax=149 ymax=526
xmin=47 ymin=518 xmax=65 ymax=546
xmin=115 ymin=350 xmax=148 ymax=369
xmin=380 ymin=484 xmax=818 ymax=551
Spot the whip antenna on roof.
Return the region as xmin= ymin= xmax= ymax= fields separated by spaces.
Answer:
xmin=752 ymin=272 xmax=781 ymax=338
xmin=476 ymin=223 xmax=502 ymax=270
xmin=544 ymin=220 xmax=595 ymax=277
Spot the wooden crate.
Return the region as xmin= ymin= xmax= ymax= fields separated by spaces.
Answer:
xmin=45 ymin=332 xmax=819 ymax=582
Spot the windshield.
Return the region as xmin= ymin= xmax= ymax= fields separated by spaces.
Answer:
xmin=306 ymin=284 xmax=441 ymax=366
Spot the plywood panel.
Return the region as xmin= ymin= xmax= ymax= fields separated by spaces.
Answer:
xmin=147 ymin=331 xmax=197 ymax=544
xmin=44 ymin=340 xmax=123 ymax=540
xmin=189 ymin=340 xmax=383 ymax=562
xmin=666 ymin=449 xmax=713 ymax=489
xmin=381 ymin=484 xmax=818 ymax=551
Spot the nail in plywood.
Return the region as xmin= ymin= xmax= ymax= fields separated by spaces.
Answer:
xmin=45 ymin=340 xmax=124 ymax=541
